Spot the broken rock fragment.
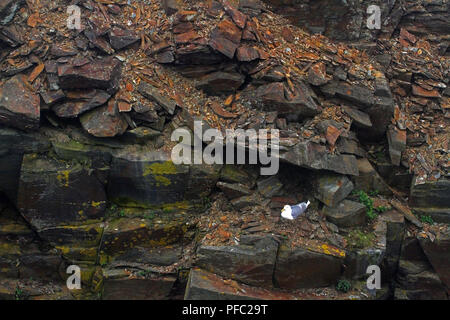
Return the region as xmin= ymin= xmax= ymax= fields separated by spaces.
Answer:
xmin=280 ymin=141 xmax=359 ymax=176
xmin=161 ymin=0 xmax=180 ymax=16
xmin=137 ymin=82 xmax=177 ymax=115
xmin=58 ymin=57 xmax=122 ymax=94
xmin=314 ymin=174 xmax=354 ymax=207
xmin=256 ymin=81 xmax=321 ymax=119
xmin=343 ymin=106 xmax=372 ymax=128
xmin=387 ymin=126 xmax=406 ymax=166
xmin=209 ymin=18 xmax=242 ymax=59
xmin=196 ymin=71 xmax=245 ymax=96
xmin=80 ymin=99 xmax=128 ymax=138
xmin=236 ymin=46 xmax=260 ymax=62
xmin=53 ymin=89 xmax=111 ymax=118
xmin=323 ymin=200 xmax=366 ymax=228
xmin=109 ymin=26 xmax=139 ymax=50
xmin=307 ymin=62 xmax=328 ymax=86
xmin=0 ymin=74 xmax=40 ymax=131
xmin=222 ymin=0 xmax=247 ymax=29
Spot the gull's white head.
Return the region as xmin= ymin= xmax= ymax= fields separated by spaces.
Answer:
xmin=281 ymin=205 xmax=293 ymax=220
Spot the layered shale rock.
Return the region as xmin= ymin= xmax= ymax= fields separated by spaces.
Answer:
xmin=0 ymin=75 xmax=40 ymax=131
xmin=17 ymin=154 xmax=107 ymax=231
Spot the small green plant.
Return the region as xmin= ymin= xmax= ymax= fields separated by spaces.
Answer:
xmin=138 ymin=270 xmax=152 ymax=277
xmin=202 ymin=196 xmax=212 ymax=209
xmin=355 ymin=190 xmax=377 ymax=220
xmin=144 ymin=212 xmax=156 ymax=220
xmin=336 ymin=280 xmax=351 ymax=293
xmin=368 ymin=190 xmax=379 ymax=197
xmin=118 ymin=209 xmax=126 ymax=217
xmin=162 ymin=207 xmax=175 ymax=214
xmin=345 ymin=229 xmax=376 ymax=249
xmin=420 ymin=215 xmax=434 ymax=224
xmin=375 ymin=206 xmax=389 ymax=213
xmin=15 ymin=287 xmax=23 ymax=300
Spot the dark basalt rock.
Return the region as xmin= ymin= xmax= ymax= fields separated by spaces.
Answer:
xmin=419 ymin=229 xmax=450 ymax=293
xmin=17 ymin=154 xmax=107 ymax=231
xmin=103 ymin=276 xmax=176 ymax=300
xmin=280 ymin=141 xmax=359 ymax=176
xmin=0 ymin=24 xmax=23 ymax=47
xmin=107 ymin=150 xmax=189 ymax=208
xmin=274 ymin=244 xmax=343 ymax=289
xmin=195 ymin=236 xmax=279 ymax=287
xmin=323 ymin=200 xmax=366 ymax=228
xmin=409 ymin=177 xmax=450 ymax=223
xmin=217 ymin=181 xmax=252 ymax=199
xmin=314 ymin=174 xmax=354 ymax=208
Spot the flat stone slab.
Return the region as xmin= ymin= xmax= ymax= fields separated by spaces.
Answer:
xmin=314 ymin=174 xmax=354 ymax=207
xmin=418 ymin=228 xmax=450 ymax=295
xmin=103 ymin=277 xmax=176 ymax=300
xmin=17 ymin=154 xmax=107 ymax=231
xmin=280 ymin=141 xmax=359 ymax=176
xmin=274 ymin=244 xmax=344 ymax=289
xmin=323 ymin=200 xmax=366 ymax=228
xmin=185 ymin=268 xmax=300 ymax=300
xmin=195 ymin=236 xmax=279 ymax=287
xmin=409 ymin=177 xmax=450 ymax=223
xmin=0 ymin=75 xmax=40 ymax=131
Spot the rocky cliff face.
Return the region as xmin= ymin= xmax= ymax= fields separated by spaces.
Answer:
xmin=264 ymin=0 xmax=449 ymax=47
xmin=0 ymin=0 xmax=448 ymax=300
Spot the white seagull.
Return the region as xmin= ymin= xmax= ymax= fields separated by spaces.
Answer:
xmin=281 ymin=201 xmax=311 ymax=220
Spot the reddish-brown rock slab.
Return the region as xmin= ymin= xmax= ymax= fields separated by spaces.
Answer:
xmin=52 ymin=89 xmax=111 ymax=118
xmin=0 ymin=74 xmax=40 ymax=131
xmin=108 ymin=26 xmax=139 ymax=50
xmin=307 ymin=62 xmax=328 ymax=86
xmin=174 ymin=30 xmax=201 ymax=44
xmin=185 ymin=268 xmax=300 ymax=300
xmin=236 ymin=46 xmax=260 ymax=62
xmin=223 ymin=0 xmax=247 ymax=29
xmin=80 ymin=99 xmax=128 ymax=137
xmin=196 ymin=71 xmax=245 ymax=96
xmin=57 ymin=57 xmax=122 ymax=93
xmin=256 ymin=81 xmax=321 ymax=118
xmin=412 ymin=85 xmax=441 ymax=98
xmin=209 ymin=101 xmax=238 ymax=118
xmin=209 ymin=18 xmax=242 ymax=59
